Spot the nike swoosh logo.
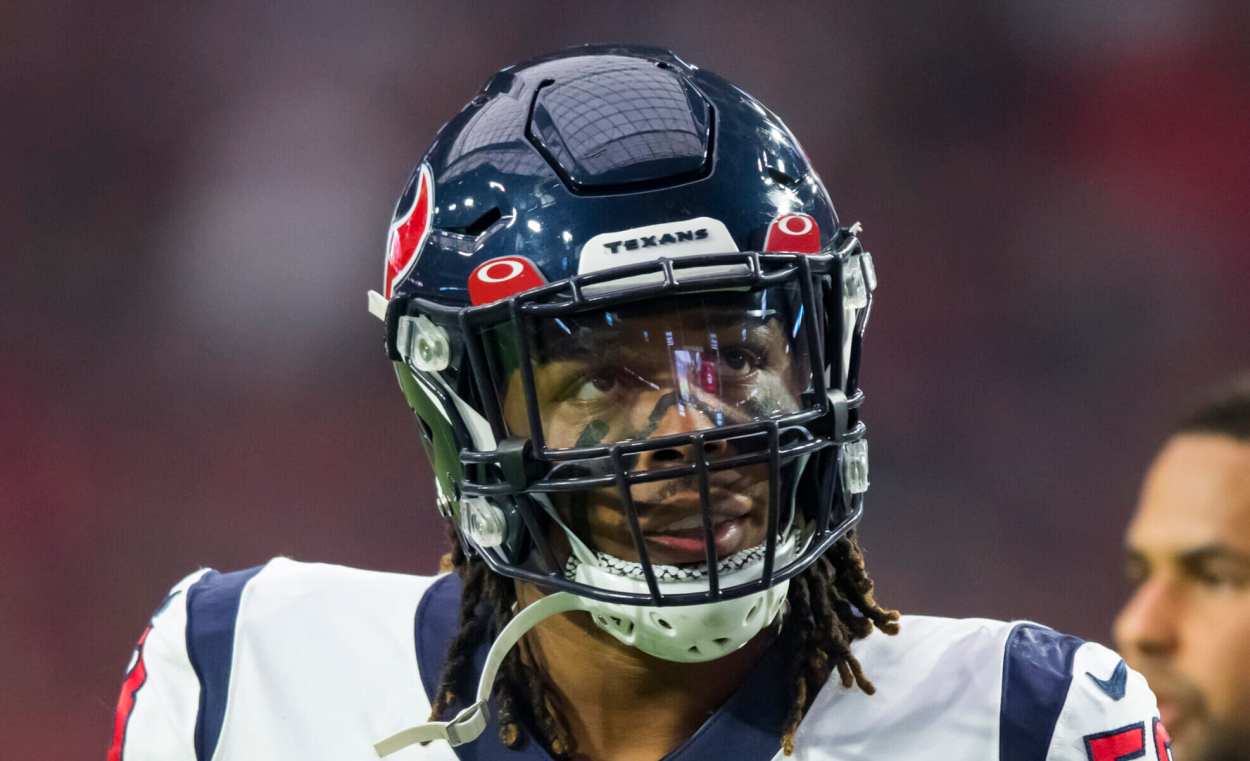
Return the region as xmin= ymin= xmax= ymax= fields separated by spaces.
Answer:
xmin=1086 ymin=658 xmax=1128 ymax=700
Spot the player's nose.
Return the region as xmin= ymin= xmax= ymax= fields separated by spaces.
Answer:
xmin=635 ymin=394 xmax=731 ymax=470
xmin=1113 ymin=574 xmax=1181 ymax=661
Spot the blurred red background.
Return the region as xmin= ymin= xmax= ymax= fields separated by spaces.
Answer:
xmin=3 ymin=2 xmax=1248 ymax=757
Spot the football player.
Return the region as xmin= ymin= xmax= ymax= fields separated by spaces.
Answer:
xmin=110 ymin=45 xmax=1166 ymax=761
xmin=1115 ymin=377 xmax=1250 ymax=761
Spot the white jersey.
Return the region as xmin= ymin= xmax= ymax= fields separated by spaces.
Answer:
xmin=109 ymin=559 xmax=1170 ymax=761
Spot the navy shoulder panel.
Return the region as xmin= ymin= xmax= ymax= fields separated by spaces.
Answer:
xmin=999 ymin=623 xmax=1085 ymax=761
xmin=414 ymin=572 xmax=555 ymax=760
xmin=660 ymin=638 xmax=787 ymax=761
xmin=414 ymin=571 xmax=462 ymax=702
xmin=185 ymin=565 xmax=264 ymax=761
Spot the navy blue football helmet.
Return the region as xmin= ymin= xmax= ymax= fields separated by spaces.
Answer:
xmin=369 ymin=45 xmax=876 ymax=640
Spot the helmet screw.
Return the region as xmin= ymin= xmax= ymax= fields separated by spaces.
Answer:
xmin=400 ymin=315 xmax=451 ymax=372
xmin=459 ymin=497 xmax=507 ymax=548
xmin=417 ymin=336 xmax=441 ymax=364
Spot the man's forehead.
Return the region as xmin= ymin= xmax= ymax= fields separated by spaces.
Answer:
xmin=1127 ymin=434 xmax=1250 ymax=555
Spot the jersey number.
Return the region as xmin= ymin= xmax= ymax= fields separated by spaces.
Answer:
xmin=1084 ymin=720 xmax=1172 ymax=761
xmin=1152 ymin=718 xmax=1172 ymax=761
xmin=107 ymin=626 xmax=151 ymax=761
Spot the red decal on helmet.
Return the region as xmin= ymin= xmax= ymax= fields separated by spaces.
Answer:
xmin=107 ymin=626 xmax=152 ymax=761
xmin=468 ymin=256 xmax=547 ymax=306
xmin=384 ymin=164 xmax=435 ymax=299
xmin=763 ymin=213 xmax=821 ymax=254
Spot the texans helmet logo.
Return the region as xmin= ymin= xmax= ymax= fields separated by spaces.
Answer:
xmin=384 ymin=163 xmax=435 ymax=299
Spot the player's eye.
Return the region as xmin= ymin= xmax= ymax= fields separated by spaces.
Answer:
xmin=570 ymin=368 xmax=618 ymax=400
xmin=720 ymin=347 xmax=765 ymax=376
xmin=1192 ymin=565 xmax=1249 ymax=591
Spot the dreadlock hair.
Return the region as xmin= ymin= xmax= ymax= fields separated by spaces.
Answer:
xmin=428 ymin=526 xmax=900 ymax=759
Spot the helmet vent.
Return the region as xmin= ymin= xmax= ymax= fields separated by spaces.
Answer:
xmin=744 ymin=600 xmax=761 ymax=624
xmin=441 ymin=206 xmax=503 ymax=238
xmin=595 ymin=614 xmax=635 ymax=637
xmin=462 ymin=207 xmax=503 ymax=237
xmin=649 ymin=612 xmax=673 ymax=630
xmin=767 ymin=167 xmax=802 ymax=189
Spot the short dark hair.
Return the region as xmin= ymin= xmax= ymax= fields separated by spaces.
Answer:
xmin=1174 ymin=374 xmax=1250 ymax=442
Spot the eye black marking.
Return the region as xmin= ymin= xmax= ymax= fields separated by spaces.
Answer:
xmin=575 ymin=419 xmax=610 ymax=448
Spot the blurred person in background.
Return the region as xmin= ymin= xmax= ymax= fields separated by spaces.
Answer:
xmin=1116 ymin=376 xmax=1250 ymax=761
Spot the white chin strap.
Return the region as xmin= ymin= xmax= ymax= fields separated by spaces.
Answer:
xmin=374 ymin=590 xmax=583 ymax=757
xmin=374 ymin=519 xmax=808 ymax=756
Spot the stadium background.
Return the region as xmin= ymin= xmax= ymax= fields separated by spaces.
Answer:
xmin=4 ymin=2 xmax=1248 ymax=756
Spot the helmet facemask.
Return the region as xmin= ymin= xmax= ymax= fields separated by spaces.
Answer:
xmin=371 ymin=244 xmax=874 ymax=755
xmin=380 ymin=249 xmax=871 ymax=658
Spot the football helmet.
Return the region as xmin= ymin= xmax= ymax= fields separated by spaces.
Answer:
xmin=368 ymin=44 xmax=876 ymax=752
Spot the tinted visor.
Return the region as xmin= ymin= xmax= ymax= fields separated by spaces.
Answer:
xmin=489 ymin=284 xmax=814 ymax=451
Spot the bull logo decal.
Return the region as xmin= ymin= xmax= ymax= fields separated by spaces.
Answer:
xmin=385 ymin=163 xmax=435 ymax=299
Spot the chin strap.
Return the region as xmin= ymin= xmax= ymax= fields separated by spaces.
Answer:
xmin=374 ymin=590 xmax=583 ymax=757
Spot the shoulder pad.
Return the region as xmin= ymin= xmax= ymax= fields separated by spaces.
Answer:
xmin=108 ymin=568 xmax=213 ymax=761
xmin=1047 ymin=640 xmax=1164 ymax=760
xmin=999 ymin=624 xmax=1163 ymax=761
xmin=185 ymin=564 xmax=267 ymax=759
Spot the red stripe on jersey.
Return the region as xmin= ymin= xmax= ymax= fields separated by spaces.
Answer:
xmin=107 ymin=626 xmax=152 ymax=761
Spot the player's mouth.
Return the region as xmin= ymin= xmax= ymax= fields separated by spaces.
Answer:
xmin=639 ymin=492 xmax=756 ymax=563
xmin=1157 ymin=702 xmax=1179 ymax=734
xmin=1154 ymin=697 xmax=1192 ymax=742
xmin=1136 ymin=669 xmax=1203 ymax=743
xmin=643 ymin=518 xmax=747 ymax=563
